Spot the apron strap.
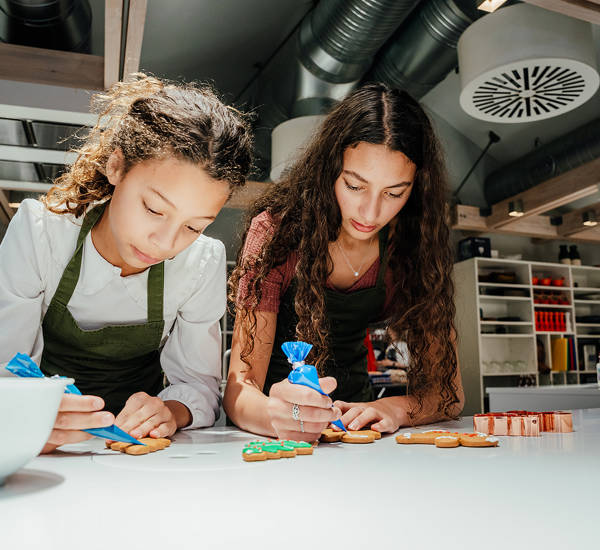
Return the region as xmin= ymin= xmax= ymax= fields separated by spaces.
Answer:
xmin=147 ymin=261 xmax=164 ymax=322
xmin=51 ymin=202 xmax=108 ymax=307
xmin=51 ymin=200 xmax=164 ymax=323
xmin=375 ymin=225 xmax=390 ymax=288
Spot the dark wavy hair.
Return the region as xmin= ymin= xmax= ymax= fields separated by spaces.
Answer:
xmin=228 ymin=83 xmax=459 ymax=419
xmin=43 ymin=73 xmax=253 ymax=216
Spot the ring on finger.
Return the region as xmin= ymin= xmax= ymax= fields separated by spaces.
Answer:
xmin=291 ymin=403 xmax=300 ymax=421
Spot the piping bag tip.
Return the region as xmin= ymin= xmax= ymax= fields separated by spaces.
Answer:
xmin=85 ymin=425 xmax=146 ymax=445
xmin=331 ymin=419 xmax=348 ymax=432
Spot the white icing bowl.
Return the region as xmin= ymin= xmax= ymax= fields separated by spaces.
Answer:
xmin=0 ymin=377 xmax=71 ymax=485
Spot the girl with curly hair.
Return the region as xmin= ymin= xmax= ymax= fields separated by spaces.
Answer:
xmin=0 ymin=74 xmax=252 ymax=453
xmin=225 ymin=83 xmax=464 ymax=442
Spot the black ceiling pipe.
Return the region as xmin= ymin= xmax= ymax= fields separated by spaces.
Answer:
xmin=247 ymin=0 xmax=420 ymax=178
xmin=0 ymin=0 xmax=92 ymax=53
xmin=365 ymin=0 xmax=482 ymax=99
xmin=484 ymin=117 xmax=600 ymax=205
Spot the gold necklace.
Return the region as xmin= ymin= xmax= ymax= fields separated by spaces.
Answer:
xmin=335 ymin=237 xmax=373 ymax=277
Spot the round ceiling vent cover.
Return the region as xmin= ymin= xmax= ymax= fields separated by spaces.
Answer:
xmin=458 ymin=4 xmax=599 ymax=123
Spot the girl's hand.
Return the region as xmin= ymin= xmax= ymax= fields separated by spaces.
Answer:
xmin=41 ymin=394 xmax=114 ymax=454
xmin=115 ymin=392 xmax=178 ymax=440
xmin=333 ymin=398 xmax=401 ymax=433
xmin=268 ymin=377 xmax=342 ymax=442
xmin=376 ymin=358 xmax=397 ymax=368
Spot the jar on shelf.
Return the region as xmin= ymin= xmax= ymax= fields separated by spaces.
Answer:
xmin=558 ymin=245 xmax=570 ymax=265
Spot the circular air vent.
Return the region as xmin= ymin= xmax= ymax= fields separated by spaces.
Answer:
xmin=462 ymin=58 xmax=598 ymax=123
xmin=458 ymin=4 xmax=600 ymax=123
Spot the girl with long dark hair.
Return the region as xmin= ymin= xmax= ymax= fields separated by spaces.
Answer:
xmin=225 ymin=83 xmax=463 ymax=442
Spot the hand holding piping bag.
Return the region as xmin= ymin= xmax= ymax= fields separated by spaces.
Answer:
xmin=6 ymin=353 xmax=144 ymax=451
xmin=282 ymin=341 xmax=347 ymax=432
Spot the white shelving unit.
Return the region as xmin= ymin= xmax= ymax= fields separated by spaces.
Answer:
xmin=454 ymin=257 xmax=600 ymax=415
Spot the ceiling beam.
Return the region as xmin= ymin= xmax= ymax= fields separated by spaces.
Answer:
xmin=523 ymin=0 xmax=600 ymax=25
xmin=104 ymin=0 xmax=124 ymax=89
xmin=558 ymin=201 xmax=600 ymax=237
xmin=451 ymin=204 xmax=559 ymax=239
xmin=501 ymin=214 xmax=559 ymax=239
xmin=568 ymin=226 xmax=600 ymax=241
xmin=450 ymin=204 xmax=487 ymax=232
xmin=451 ymin=203 xmax=600 ymax=243
xmin=0 ymin=180 xmax=52 ymax=193
xmin=486 ymin=157 xmax=600 ymax=229
xmin=0 ymin=145 xmax=76 ymax=165
xmin=0 ymin=104 xmax=97 ymax=127
xmin=122 ymin=0 xmax=148 ymax=80
xmin=0 ymin=43 xmax=103 ymax=90
xmin=0 ymin=190 xmax=14 ymax=223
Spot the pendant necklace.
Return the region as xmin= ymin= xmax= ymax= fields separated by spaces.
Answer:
xmin=336 ymin=237 xmax=373 ymax=277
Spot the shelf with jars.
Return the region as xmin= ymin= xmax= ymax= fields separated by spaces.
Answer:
xmin=453 ymin=257 xmax=600 ymax=415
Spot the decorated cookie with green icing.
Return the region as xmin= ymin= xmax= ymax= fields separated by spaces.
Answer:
xmin=242 ymin=439 xmax=315 ymax=461
xmin=242 ymin=445 xmax=267 ymax=462
xmin=279 ymin=440 xmax=314 ymax=455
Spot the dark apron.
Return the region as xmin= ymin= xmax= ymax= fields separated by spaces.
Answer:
xmin=264 ymin=227 xmax=390 ymax=403
xmin=40 ymin=202 xmax=165 ymax=415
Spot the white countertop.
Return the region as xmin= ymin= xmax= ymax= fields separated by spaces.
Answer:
xmin=1 ymin=411 xmax=599 ymax=550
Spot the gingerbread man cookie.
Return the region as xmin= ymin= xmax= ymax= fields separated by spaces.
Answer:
xmin=396 ymin=431 xmax=498 ymax=449
xmin=395 ymin=430 xmax=453 ymax=444
xmin=106 ymin=437 xmax=171 ymax=455
xmin=321 ymin=428 xmax=382 ymax=444
xmin=242 ymin=440 xmax=314 ymax=462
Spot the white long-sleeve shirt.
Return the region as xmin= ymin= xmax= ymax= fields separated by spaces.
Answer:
xmin=0 ymin=199 xmax=225 ymax=429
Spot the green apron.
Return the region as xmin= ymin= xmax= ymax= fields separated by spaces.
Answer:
xmin=40 ymin=202 xmax=165 ymax=415
xmin=264 ymin=227 xmax=390 ymax=403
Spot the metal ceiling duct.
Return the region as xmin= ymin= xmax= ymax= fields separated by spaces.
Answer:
xmin=484 ymin=117 xmax=600 ymax=205
xmin=252 ymin=0 xmax=419 ymax=178
xmin=0 ymin=0 xmax=92 ymax=53
xmin=366 ymin=0 xmax=481 ymax=99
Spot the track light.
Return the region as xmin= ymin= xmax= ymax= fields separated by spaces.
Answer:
xmin=477 ymin=0 xmax=509 ymax=13
xmin=508 ymin=199 xmax=524 ymax=218
xmin=582 ymin=210 xmax=598 ymax=227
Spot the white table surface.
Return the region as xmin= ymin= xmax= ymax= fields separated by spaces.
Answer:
xmin=1 ymin=411 xmax=599 ymax=550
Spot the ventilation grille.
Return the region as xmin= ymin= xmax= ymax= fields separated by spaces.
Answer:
xmin=460 ymin=59 xmax=599 ymax=123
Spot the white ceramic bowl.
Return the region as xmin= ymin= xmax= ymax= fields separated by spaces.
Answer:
xmin=0 ymin=377 xmax=72 ymax=485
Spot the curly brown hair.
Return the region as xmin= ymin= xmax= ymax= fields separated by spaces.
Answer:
xmin=228 ymin=83 xmax=458 ymax=419
xmin=43 ymin=73 xmax=253 ymax=217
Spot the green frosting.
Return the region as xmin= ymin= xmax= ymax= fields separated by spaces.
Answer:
xmin=281 ymin=440 xmax=311 ymax=448
xmin=262 ymin=443 xmax=287 ymax=452
xmin=242 ymin=446 xmax=264 ymax=455
xmin=244 ymin=439 xmax=310 ymax=454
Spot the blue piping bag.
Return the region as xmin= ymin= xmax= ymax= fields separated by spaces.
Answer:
xmin=282 ymin=341 xmax=347 ymax=432
xmin=6 ymin=353 xmax=145 ymax=445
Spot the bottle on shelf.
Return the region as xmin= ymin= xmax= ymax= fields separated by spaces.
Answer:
xmin=569 ymin=244 xmax=582 ymax=266
xmin=558 ymin=245 xmax=570 ymax=265
xmin=596 ymin=352 xmax=600 ymax=388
